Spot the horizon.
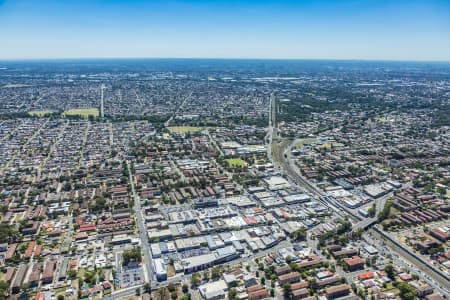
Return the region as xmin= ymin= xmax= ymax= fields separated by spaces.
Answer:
xmin=1 ymin=0 xmax=450 ymax=61
xmin=1 ymin=57 xmax=450 ymax=64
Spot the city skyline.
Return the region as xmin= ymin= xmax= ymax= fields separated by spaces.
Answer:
xmin=1 ymin=0 xmax=450 ymax=61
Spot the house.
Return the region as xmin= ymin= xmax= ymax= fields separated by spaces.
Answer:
xmin=343 ymin=256 xmax=365 ymax=271
xmin=27 ymin=263 xmax=42 ymax=288
xmin=275 ymin=265 xmax=291 ymax=276
xmin=153 ymin=258 xmax=167 ymax=281
xmin=11 ymin=264 xmax=28 ymax=294
xmin=291 ymin=281 xmax=309 ymax=291
xmin=279 ymin=271 xmax=301 ymax=285
xmin=198 ymin=280 xmax=228 ymax=300
xmin=182 ymin=253 xmax=216 ymax=273
xmin=410 ymin=281 xmax=434 ymax=297
xmin=429 ymin=228 xmax=449 ymax=242
xmin=399 ymin=273 xmax=413 ymax=281
xmin=21 ymin=221 xmax=40 ymax=235
xmin=425 ymin=293 xmax=445 ymax=300
xmin=292 ymin=288 xmax=309 ymax=300
xmin=42 ymin=260 xmax=56 ymax=284
xmin=325 ymin=284 xmax=351 ymax=299
xmin=248 ymin=287 xmax=268 ymax=300
xmin=4 ymin=267 xmax=16 ymax=284
xmin=358 ymin=272 xmax=374 ymax=281
xmin=332 ymin=248 xmax=358 ymax=258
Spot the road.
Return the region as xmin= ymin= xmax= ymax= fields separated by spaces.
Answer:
xmin=368 ymin=228 xmax=450 ymax=297
xmin=126 ymin=162 xmax=153 ymax=285
xmin=38 ymin=120 xmax=68 ymax=177
xmin=267 ymin=96 xmax=450 ymax=298
xmin=1 ymin=118 xmax=49 ymax=173
xmin=351 ymin=192 xmax=391 ymax=230
xmin=206 ymin=129 xmax=224 ymax=156
xmin=164 ymin=91 xmax=193 ymax=127
xmin=168 ymin=153 xmax=186 ymax=182
xmin=104 ymin=238 xmax=292 ymax=299
xmin=78 ymin=121 xmax=90 ymax=167
xmin=102 ymin=285 xmax=143 ymax=300
xmin=265 ymin=93 xmax=276 ymax=162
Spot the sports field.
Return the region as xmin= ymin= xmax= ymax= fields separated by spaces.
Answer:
xmin=167 ymin=126 xmax=203 ymax=133
xmin=225 ymin=158 xmax=248 ymax=168
xmin=63 ymin=108 xmax=99 ymax=118
xmin=28 ymin=110 xmax=55 ymax=117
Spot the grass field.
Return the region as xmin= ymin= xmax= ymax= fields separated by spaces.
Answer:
xmin=28 ymin=110 xmax=55 ymax=117
xmin=225 ymin=158 xmax=248 ymax=168
xmin=63 ymin=108 xmax=99 ymax=118
xmin=167 ymin=126 xmax=203 ymax=133
xmin=375 ymin=117 xmax=389 ymax=123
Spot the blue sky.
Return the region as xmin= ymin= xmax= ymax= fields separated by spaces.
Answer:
xmin=0 ymin=0 xmax=449 ymax=60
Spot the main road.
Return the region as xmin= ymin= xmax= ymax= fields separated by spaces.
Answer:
xmin=268 ymin=98 xmax=450 ymax=298
xmin=105 ymin=162 xmax=154 ymax=300
xmin=265 ymin=93 xmax=276 ymax=162
xmin=164 ymin=91 xmax=193 ymax=127
xmin=127 ymin=162 xmax=153 ymax=286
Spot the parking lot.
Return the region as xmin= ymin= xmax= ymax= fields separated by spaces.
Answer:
xmin=116 ymin=267 xmax=144 ymax=289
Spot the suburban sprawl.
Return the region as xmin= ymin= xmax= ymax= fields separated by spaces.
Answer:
xmin=0 ymin=59 xmax=448 ymax=300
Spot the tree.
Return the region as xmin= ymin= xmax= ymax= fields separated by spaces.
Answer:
xmin=143 ymin=283 xmax=151 ymax=294
xmin=283 ymin=283 xmax=291 ymax=296
xmin=397 ymin=282 xmax=418 ymax=300
xmin=57 ymin=295 xmax=64 ymax=300
xmin=228 ymin=288 xmax=237 ymax=300
xmin=291 ymin=227 xmax=307 ymax=241
xmin=378 ymin=201 xmax=392 ymax=221
xmin=191 ymin=272 xmax=201 ymax=286
xmin=0 ymin=205 xmax=8 ymax=214
xmin=202 ymin=270 xmax=210 ymax=280
xmin=122 ymin=248 xmax=142 ymax=266
xmin=367 ymin=203 xmax=376 ymax=217
xmin=384 ymin=264 xmax=395 ymax=280
xmin=0 ymin=223 xmax=21 ymax=244
xmin=211 ymin=266 xmax=221 ymax=279
xmin=67 ymin=269 xmax=77 ymax=279
xmin=436 ymin=186 xmax=447 ymax=199
xmin=0 ymin=280 xmax=9 ymax=299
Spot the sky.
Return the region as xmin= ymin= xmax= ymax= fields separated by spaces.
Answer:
xmin=0 ymin=0 xmax=449 ymax=61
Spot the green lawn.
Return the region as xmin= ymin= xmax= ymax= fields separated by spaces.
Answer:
xmin=167 ymin=126 xmax=203 ymax=133
xmin=225 ymin=158 xmax=248 ymax=168
xmin=28 ymin=110 xmax=55 ymax=117
xmin=64 ymin=108 xmax=99 ymax=118
xmin=375 ymin=117 xmax=389 ymax=123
